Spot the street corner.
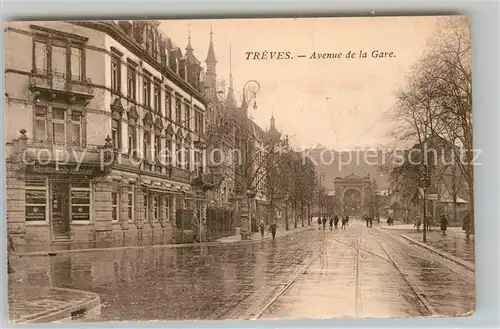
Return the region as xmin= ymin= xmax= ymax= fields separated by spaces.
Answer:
xmin=8 ymin=284 xmax=101 ymax=323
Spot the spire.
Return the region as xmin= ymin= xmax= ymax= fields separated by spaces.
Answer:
xmin=205 ymin=25 xmax=217 ymax=63
xmin=186 ymin=25 xmax=193 ymax=53
xmin=270 ymin=111 xmax=276 ymax=129
xmin=225 ymin=45 xmax=237 ymax=108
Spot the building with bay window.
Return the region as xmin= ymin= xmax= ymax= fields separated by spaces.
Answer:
xmin=5 ymin=20 xmax=212 ymax=249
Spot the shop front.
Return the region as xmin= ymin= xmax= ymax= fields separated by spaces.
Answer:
xmin=23 ymin=164 xmax=96 ymax=243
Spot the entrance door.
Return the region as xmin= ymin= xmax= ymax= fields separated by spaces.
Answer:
xmin=52 ymin=183 xmax=71 ymax=240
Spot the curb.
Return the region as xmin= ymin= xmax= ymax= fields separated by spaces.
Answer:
xmin=12 ymin=227 xmax=315 ymax=257
xmin=10 ymin=286 xmax=101 ymax=323
xmin=217 ymin=227 xmax=313 ymax=243
xmin=400 ymin=234 xmax=475 ymax=272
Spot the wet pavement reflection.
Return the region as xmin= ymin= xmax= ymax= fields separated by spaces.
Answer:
xmin=11 ymin=221 xmax=474 ymax=321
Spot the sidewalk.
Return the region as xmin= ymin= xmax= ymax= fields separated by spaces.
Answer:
xmin=217 ymin=225 xmax=313 ymax=243
xmin=8 ymin=278 xmax=100 ymax=323
xmin=381 ymin=223 xmax=475 ymax=263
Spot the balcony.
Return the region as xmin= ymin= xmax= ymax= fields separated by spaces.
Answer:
xmin=29 ymin=69 xmax=94 ymax=102
xmin=9 ymin=131 xmax=114 ymax=177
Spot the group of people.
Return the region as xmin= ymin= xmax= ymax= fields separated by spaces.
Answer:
xmin=414 ymin=213 xmax=449 ymax=236
xmin=259 ymin=219 xmax=278 ymax=240
xmin=317 ymin=215 xmax=350 ymax=230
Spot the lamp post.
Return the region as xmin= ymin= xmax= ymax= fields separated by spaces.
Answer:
xmin=419 ymin=174 xmax=430 ymax=243
xmin=240 ymin=80 xmax=260 ymax=240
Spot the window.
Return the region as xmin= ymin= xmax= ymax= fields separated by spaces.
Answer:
xmin=179 ymin=61 xmax=186 ymax=79
xmin=127 ymin=186 xmax=134 ymax=222
xmin=153 ymin=194 xmax=159 ymax=221
xmin=153 ymin=83 xmax=161 ymax=113
xmin=143 ymin=75 xmax=151 ymax=107
xmin=142 ymin=188 xmax=149 ymax=221
xmin=71 ymin=182 xmax=90 ymax=221
xmin=52 ymin=109 xmax=66 ymax=145
xmin=25 ymin=177 xmax=47 ymax=222
xmin=185 ymin=103 xmax=191 ymax=129
xmin=34 ymin=41 xmax=47 ymax=71
xmin=165 ymin=139 xmax=173 ymax=165
xmin=71 ymin=112 xmax=82 ymax=146
xmin=127 ymin=65 xmax=137 ymax=100
xmin=175 ymin=142 xmax=183 ymax=168
xmin=186 ymin=145 xmax=191 ymax=171
xmin=165 ymin=94 xmax=171 ymax=119
xmin=154 ymin=135 xmax=161 ymax=161
xmin=199 ymin=113 xmax=204 ymax=135
xmin=33 ymin=36 xmax=85 ymax=78
xmin=175 ymin=98 xmax=182 ymax=124
xmin=128 ymin=123 xmax=137 ymax=156
xmin=112 ymin=117 xmax=121 ymax=149
xmin=111 ymin=56 xmax=121 ymax=93
xmin=144 ymin=131 xmax=152 ymax=161
xmin=111 ymin=191 xmax=119 ymax=222
xmin=52 ymin=44 xmax=67 ymax=74
xmin=70 ymin=47 xmax=82 ymax=78
xmin=165 ymin=195 xmax=172 ymax=222
xmin=34 ymin=106 xmax=47 ymax=142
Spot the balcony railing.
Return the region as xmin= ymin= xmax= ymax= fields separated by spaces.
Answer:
xmin=29 ymin=69 xmax=94 ymax=96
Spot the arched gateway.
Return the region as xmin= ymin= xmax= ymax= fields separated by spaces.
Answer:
xmin=334 ymin=173 xmax=373 ymax=216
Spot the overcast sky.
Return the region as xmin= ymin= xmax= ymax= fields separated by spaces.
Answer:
xmin=161 ymin=16 xmax=441 ymax=150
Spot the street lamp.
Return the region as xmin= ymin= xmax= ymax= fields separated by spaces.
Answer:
xmin=419 ymin=174 xmax=430 ymax=243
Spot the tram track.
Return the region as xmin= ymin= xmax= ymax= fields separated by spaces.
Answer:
xmin=366 ymin=229 xmax=437 ymax=316
xmin=251 ymin=231 xmax=358 ymax=320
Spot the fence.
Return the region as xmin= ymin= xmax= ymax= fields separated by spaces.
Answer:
xmin=206 ymin=207 xmax=236 ymax=241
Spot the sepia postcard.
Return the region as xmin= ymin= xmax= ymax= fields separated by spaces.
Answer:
xmin=4 ymin=16 xmax=475 ymax=323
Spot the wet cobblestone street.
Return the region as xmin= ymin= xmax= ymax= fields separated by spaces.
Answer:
xmin=10 ymin=220 xmax=474 ymax=321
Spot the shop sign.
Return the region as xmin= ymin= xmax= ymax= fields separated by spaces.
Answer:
xmin=26 ymin=205 xmax=46 ymax=221
xmin=27 ymin=164 xmax=95 ymax=176
xmin=72 ymin=206 xmax=90 ymax=220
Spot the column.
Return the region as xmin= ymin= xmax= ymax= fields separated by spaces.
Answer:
xmin=92 ymin=177 xmax=113 ymax=241
xmin=6 ymin=163 xmax=26 ymax=245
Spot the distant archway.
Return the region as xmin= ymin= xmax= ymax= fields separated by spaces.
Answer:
xmin=343 ymin=188 xmax=362 ymax=215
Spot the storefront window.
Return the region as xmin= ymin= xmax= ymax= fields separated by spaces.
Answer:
xmin=153 ymin=194 xmax=159 ymax=221
xmin=143 ymin=187 xmax=149 ymax=221
xmin=111 ymin=191 xmax=119 ymax=222
xmin=25 ymin=177 xmax=47 ymax=222
xmin=71 ymin=182 xmax=90 ymax=221
xmin=127 ymin=186 xmax=134 ymax=222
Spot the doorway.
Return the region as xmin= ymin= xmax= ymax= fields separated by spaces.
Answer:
xmin=52 ymin=182 xmax=71 ymax=240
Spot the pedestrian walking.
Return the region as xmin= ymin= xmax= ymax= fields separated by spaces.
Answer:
xmin=345 ymin=216 xmax=350 ymax=227
xmin=269 ymin=222 xmax=278 ymax=240
xmin=341 ymin=217 xmax=347 ymax=230
xmin=317 ymin=217 xmax=322 ymax=230
xmin=322 ymin=217 xmax=327 ymax=230
xmin=333 ymin=215 xmax=339 ymax=229
xmin=329 ymin=217 xmax=334 ymax=230
xmin=259 ymin=219 xmax=265 ymax=239
xmin=426 ymin=213 xmax=433 ymax=232
xmin=439 ymin=214 xmax=448 ymax=236
xmin=414 ymin=215 xmax=422 ymax=232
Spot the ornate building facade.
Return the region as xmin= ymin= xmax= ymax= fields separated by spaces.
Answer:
xmin=5 ymin=20 xmax=212 ymax=249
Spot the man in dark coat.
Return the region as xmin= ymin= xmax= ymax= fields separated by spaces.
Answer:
xmin=439 ymin=214 xmax=449 ymax=236
xmin=333 ymin=215 xmax=339 ymax=229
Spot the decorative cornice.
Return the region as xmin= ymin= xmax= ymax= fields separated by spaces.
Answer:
xmin=70 ymin=21 xmax=208 ymax=107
